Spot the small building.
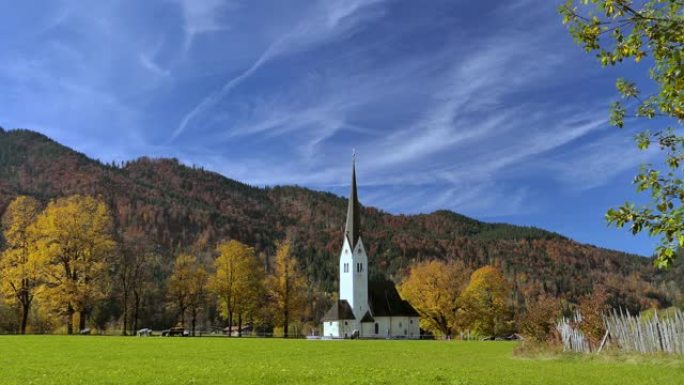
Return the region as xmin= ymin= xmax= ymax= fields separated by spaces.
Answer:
xmin=322 ymin=156 xmax=420 ymax=339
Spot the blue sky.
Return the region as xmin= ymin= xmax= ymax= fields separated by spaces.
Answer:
xmin=0 ymin=0 xmax=663 ymax=256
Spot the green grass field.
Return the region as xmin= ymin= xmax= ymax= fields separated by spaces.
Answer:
xmin=1 ymin=336 xmax=683 ymax=385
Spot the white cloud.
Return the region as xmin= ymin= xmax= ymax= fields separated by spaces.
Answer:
xmin=172 ymin=0 xmax=235 ymax=51
xmin=140 ymin=52 xmax=171 ymax=77
xmin=170 ymin=0 xmax=387 ymax=141
xmin=547 ymin=134 xmax=658 ymax=191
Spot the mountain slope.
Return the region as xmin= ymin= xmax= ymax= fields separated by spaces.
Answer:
xmin=0 ymin=128 xmax=677 ymax=313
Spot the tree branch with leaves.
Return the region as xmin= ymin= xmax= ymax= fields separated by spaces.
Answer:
xmin=560 ymin=0 xmax=684 ymax=267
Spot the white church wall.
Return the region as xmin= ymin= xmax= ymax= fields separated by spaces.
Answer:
xmin=361 ymin=322 xmax=374 ymax=337
xmin=391 ymin=317 xmax=409 ymax=338
xmin=373 ymin=317 xmax=392 ymax=338
xmin=323 ymin=320 xmax=362 ymax=339
xmin=342 ymin=319 xmax=359 ymax=338
xmin=407 ymin=317 xmax=420 ymax=338
xmin=338 ymin=238 xmax=355 ymax=309
xmin=338 ymin=237 xmax=370 ymax=319
xmin=323 ymin=321 xmax=340 ymax=338
xmin=352 ymin=239 xmax=369 ymax=318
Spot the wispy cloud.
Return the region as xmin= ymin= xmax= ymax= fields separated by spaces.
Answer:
xmin=140 ymin=53 xmax=171 ymax=77
xmin=0 ymin=0 xmax=661 ymax=255
xmin=547 ymin=134 xmax=658 ymax=191
xmin=172 ymin=0 xmax=235 ymax=51
xmin=169 ymin=0 xmax=387 ymax=141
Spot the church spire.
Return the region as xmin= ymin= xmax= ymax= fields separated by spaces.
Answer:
xmin=345 ymin=151 xmax=360 ymax=248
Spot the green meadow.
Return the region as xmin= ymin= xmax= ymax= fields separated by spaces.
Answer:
xmin=0 ymin=336 xmax=683 ymax=385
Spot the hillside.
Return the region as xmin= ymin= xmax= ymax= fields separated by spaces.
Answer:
xmin=0 ymin=128 xmax=680 ymax=317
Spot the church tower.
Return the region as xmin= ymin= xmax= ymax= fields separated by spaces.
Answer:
xmin=338 ymin=155 xmax=369 ymax=319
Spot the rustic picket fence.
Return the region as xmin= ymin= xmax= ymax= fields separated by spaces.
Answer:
xmin=556 ymin=312 xmax=591 ymax=353
xmin=557 ymin=308 xmax=684 ymax=354
xmin=604 ymin=308 xmax=684 ymax=354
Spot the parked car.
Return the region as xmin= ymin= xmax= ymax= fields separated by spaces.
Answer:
xmin=161 ymin=326 xmax=189 ymax=337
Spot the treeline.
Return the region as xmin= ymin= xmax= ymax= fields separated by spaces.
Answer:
xmin=1 ymin=193 xmax=682 ymax=338
xmin=0 ymin=195 xmax=316 ymax=336
xmin=0 ymin=128 xmax=681 ymax=330
xmin=399 ymin=259 xmax=664 ymax=343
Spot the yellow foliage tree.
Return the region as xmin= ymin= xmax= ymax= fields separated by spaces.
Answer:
xmin=458 ymin=265 xmax=512 ymax=338
xmin=399 ymin=259 xmax=470 ymax=338
xmin=0 ymin=196 xmax=42 ymax=334
xmin=209 ymin=240 xmax=264 ymax=337
xmin=167 ymin=253 xmax=208 ymax=335
xmin=28 ymin=195 xmax=115 ymax=334
xmin=266 ymin=241 xmax=306 ymax=338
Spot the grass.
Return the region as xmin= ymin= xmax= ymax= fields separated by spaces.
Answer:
xmin=0 ymin=336 xmax=683 ymax=385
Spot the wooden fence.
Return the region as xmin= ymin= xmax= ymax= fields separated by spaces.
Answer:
xmin=604 ymin=308 xmax=684 ymax=354
xmin=557 ymin=308 xmax=684 ymax=354
xmin=556 ymin=313 xmax=591 ymax=353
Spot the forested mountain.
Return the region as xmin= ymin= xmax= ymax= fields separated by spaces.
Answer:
xmin=0 ymin=128 xmax=680 ymax=324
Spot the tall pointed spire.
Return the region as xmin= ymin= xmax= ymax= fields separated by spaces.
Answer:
xmin=345 ymin=151 xmax=360 ymax=248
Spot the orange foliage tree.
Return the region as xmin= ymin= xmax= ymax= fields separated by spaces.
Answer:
xmin=459 ymin=266 xmax=513 ymax=338
xmin=577 ymin=288 xmax=608 ymax=349
xmin=0 ymin=196 xmax=42 ymax=334
xmin=399 ymin=259 xmax=470 ymax=338
xmin=518 ymin=294 xmax=561 ymax=343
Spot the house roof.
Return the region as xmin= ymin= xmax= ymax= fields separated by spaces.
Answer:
xmin=368 ymin=279 xmax=420 ymax=317
xmin=322 ymin=299 xmax=356 ymax=321
xmin=359 ymin=311 xmax=375 ymax=323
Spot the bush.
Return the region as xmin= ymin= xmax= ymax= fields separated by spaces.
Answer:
xmin=577 ymin=288 xmax=608 ymax=349
xmin=519 ymin=295 xmax=561 ymax=343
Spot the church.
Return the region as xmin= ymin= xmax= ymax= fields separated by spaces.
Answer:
xmin=322 ymin=157 xmax=420 ymax=339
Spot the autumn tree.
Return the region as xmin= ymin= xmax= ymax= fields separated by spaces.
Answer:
xmin=187 ymin=262 xmax=208 ymax=337
xmin=116 ymin=228 xmax=157 ymax=335
xmin=0 ymin=196 xmax=42 ymax=334
xmin=560 ymin=0 xmax=684 ymax=267
xmin=167 ymin=253 xmax=207 ymax=335
xmin=399 ymin=259 xmax=471 ymax=338
xmin=29 ymin=195 xmax=115 ymax=334
xmin=267 ymin=241 xmax=306 ymax=338
xmin=130 ymin=252 xmax=161 ymax=333
xmin=458 ymin=266 xmax=513 ymax=338
xmin=577 ymin=288 xmax=608 ymax=350
xmin=209 ymin=240 xmax=264 ymax=336
xmin=518 ymin=294 xmax=562 ymax=343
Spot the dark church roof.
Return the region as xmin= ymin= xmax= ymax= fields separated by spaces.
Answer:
xmin=368 ymin=280 xmax=420 ymax=317
xmin=344 ymin=156 xmax=361 ymax=248
xmin=359 ymin=311 xmax=375 ymax=323
xmin=322 ymin=300 xmax=356 ymax=321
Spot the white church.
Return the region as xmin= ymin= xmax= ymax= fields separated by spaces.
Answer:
xmin=322 ymin=157 xmax=421 ymax=339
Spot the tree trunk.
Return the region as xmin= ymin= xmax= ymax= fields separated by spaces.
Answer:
xmin=66 ymin=306 xmax=74 ymax=335
xmin=132 ymin=291 xmax=141 ymax=334
xmin=238 ymin=313 xmax=242 ymax=338
xmin=19 ymin=279 xmax=31 ymax=334
xmin=20 ymin=302 xmax=29 ymax=334
xmin=284 ymin=309 xmax=289 ymax=338
xmin=191 ymin=308 xmax=197 ymax=337
xmin=122 ymin=290 xmax=128 ymax=336
xmin=228 ymin=309 xmax=233 ymax=338
xmin=79 ymin=310 xmax=87 ymax=331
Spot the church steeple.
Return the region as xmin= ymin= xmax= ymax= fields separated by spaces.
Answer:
xmin=344 ymin=152 xmax=360 ymax=248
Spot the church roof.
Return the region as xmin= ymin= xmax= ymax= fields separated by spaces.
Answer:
xmin=344 ymin=155 xmax=361 ymax=248
xmin=368 ymin=279 xmax=420 ymax=318
xmin=359 ymin=311 xmax=375 ymax=323
xmin=322 ymin=300 xmax=356 ymax=321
